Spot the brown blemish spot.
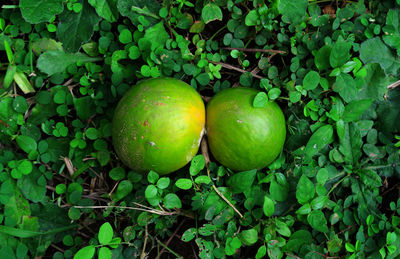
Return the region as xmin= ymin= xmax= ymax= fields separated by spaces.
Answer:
xmin=237 ymin=120 xmax=243 ymax=123
xmin=141 ymin=135 xmax=144 ymax=139
xmin=142 ymin=99 xmax=146 ymax=102
xmin=132 ymin=136 xmax=137 ymax=140
xmin=138 ymin=121 xmax=141 ymax=125
xmin=155 ymin=102 xmax=166 ymax=106
xmin=143 ymin=120 xmax=150 ymax=127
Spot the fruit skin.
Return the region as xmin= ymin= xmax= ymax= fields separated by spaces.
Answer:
xmin=112 ymin=77 xmax=205 ymax=175
xmin=206 ymin=87 xmax=286 ymax=171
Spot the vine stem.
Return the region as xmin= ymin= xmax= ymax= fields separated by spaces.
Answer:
xmin=156 ymin=238 xmax=183 ymax=258
xmin=327 ymin=175 xmax=349 ymax=196
xmin=201 ymin=138 xmax=244 ymax=218
xmin=208 ymin=25 xmax=227 ymax=41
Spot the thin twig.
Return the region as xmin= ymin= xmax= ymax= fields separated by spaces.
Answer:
xmin=222 ymin=47 xmax=286 ymax=54
xmin=209 ymin=61 xmax=264 ymax=80
xmin=141 ymin=224 xmax=149 ymax=259
xmin=201 ymin=138 xmax=243 ymax=218
xmin=73 ymin=205 xmax=195 ymax=218
xmin=156 ymin=238 xmax=183 ymax=258
xmin=387 ymin=79 xmax=400 ymax=89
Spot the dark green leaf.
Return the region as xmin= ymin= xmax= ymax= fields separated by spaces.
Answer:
xmin=20 ymin=0 xmax=64 ymax=24
xmin=360 ymin=37 xmax=400 ymax=75
xmin=163 ymin=193 xmax=182 ymax=209
xmin=37 ymin=51 xmax=101 ymax=76
xmin=226 ymin=169 xmax=257 ymax=194
xmin=16 ymin=135 xmax=37 ymax=153
xmin=342 ymin=99 xmax=373 ymax=122
xmin=296 ymin=175 xmax=315 ymax=205
xmin=117 ymin=0 xmax=161 ymax=27
xmin=307 ymin=210 xmax=329 ymax=233
xmin=330 ymin=40 xmax=352 ymax=68
xmin=303 ymin=71 xmax=320 ymax=90
xmin=238 ymin=228 xmax=258 ymax=246
xmin=304 ymin=125 xmax=334 ymax=162
xmin=278 ymin=0 xmax=308 ymax=24
xmin=88 ymin=0 xmax=119 ymax=22
xmin=57 ymin=0 xmax=101 ymax=52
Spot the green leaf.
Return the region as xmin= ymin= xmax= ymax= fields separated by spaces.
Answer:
xmin=156 ymin=177 xmax=170 ymax=189
xmin=315 ymin=45 xmax=332 ymax=71
xmin=147 ymin=170 xmax=159 ymax=184
xmin=88 ymin=0 xmax=119 ymax=22
xmin=201 ymin=4 xmax=223 ymax=24
xmin=190 ymin=155 xmax=205 ymax=176
xmin=304 ymin=125 xmax=334 ymax=162
xmin=145 ymin=184 xmax=157 ymax=199
xmin=163 ymin=193 xmax=182 ymax=209
xmin=255 ymin=245 xmax=267 ymax=259
xmin=337 ymin=121 xmax=362 ymax=165
xmin=98 ymin=222 xmax=113 ymax=245
xmin=175 ymin=178 xmax=193 ymax=190
xmin=19 ymin=0 xmax=64 ymax=24
xmin=342 ymin=99 xmax=373 ymax=122
xmin=16 ymin=135 xmax=37 ymax=153
xmin=37 ymin=51 xmax=101 ymax=76
xmin=182 ymin=228 xmax=196 ymax=242
xmin=17 ymin=169 xmax=46 ymax=202
xmin=303 ymin=71 xmax=320 ymax=90
xmin=245 ymin=10 xmax=259 ymax=26
xmin=278 ymin=0 xmax=308 ymax=24
xmin=360 ymin=37 xmax=400 ymax=75
xmin=109 ymin=167 xmax=126 ymax=181
xmin=238 ymin=228 xmax=258 ymax=246
xmin=57 ymin=0 xmax=101 ymax=52
xmin=117 ymin=0 xmax=161 ymax=27
xmin=359 ymin=170 xmax=382 ymax=188
xmin=13 ymin=72 xmax=35 ymax=94
xmin=263 ymin=196 xmax=274 ymax=217
xmin=226 ymin=169 xmax=257 ymax=194
xmin=253 ymin=92 xmax=268 ymax=108
xmin=296 ymin=175 xmax=315 ymax=205
xmin=143 ymin=21 xmax=169 ymax=51
xmin=98 ymin=247 xmax=112 ymax=259
xmin=307 ymin=210 xmax=329 ymax=233
xmin=12 ymin=96 xmax=28 ymax=114
xmin=73 ymin=245 xmax=95 ymax=259
xmin=330 ymin=40 xmax=352 ymax=68
xmin=275 ymin=220 xmax=291 ymax=237
xmin=334 ymin=73 xmax=357 ymax=103
xmin=269 ymin=177 xmax=289 ymax=202
xmin=116 ymin=180 xmax=133 ymax=200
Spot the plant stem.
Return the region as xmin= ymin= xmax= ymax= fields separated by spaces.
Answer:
xmin=2 ymin=5 xmax=19 ymax=9
xmin=327 ymin=175 xmax=348 ymax=196
xmin=209 ymin=25 xmax=227 ymax=41
xmin=156 ymin=238 xmax=183 ymax=258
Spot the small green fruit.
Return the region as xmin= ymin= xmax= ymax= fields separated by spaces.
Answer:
xmin=112 ymin=78 xmax=206 ymax=175
xmin=206 ymin=87 xmax=286 ymax=171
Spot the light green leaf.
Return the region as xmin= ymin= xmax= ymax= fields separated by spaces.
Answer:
xmin=163 ymin=193 xmax=182 ymax=209
xmin=37 ymin=50 xmax=101 ymax=76
xmin=175 ymin=178 xmax=193 ymax=190
xmin=117 ymin=0 xmax=161 ymax=27
xmin=238 ymin=228 xmax=258 ymax=246
xmin=143 ymin=21 xmax=169 ymax=51
xmin=98 ymin=247 xmax=112 ymax=259
xmin=73 ymin=245 xmax=95 ymax=259
xmin=253 ymin=92 xmax=268 ymax=108
xmin=190 ymin=155 xmax=205 ymax=176
xmin=201 ymin=4 xmax=223 ymax=24
xmin=20 ymin=0 xmax=64 ymax=24
xmin=88 ymin=0 xmax=119 ymax=22
xmin=98 ymin=222 xmax=113 ymax=245
xmin=263 ymin=196 xmax=274 ymax=217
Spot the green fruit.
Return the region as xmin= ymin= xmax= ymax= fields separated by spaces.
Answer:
xmin=206 ymin=87 xmax=286 ymax=171
xmin=112 ymin=78 xmax=205 ymax=175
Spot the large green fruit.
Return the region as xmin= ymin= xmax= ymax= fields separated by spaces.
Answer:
xmin=206 ymin=87 xmax=286 ymax=171
xmin=112 ymin=78 xmax=205 ymax=175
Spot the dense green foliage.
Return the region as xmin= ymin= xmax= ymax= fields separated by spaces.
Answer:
xmin=0 ymin=0 xmax=400 ymax=258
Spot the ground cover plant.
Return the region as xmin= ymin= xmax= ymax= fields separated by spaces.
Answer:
xmin=0 ymin=0 xmax=400 ymax=258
